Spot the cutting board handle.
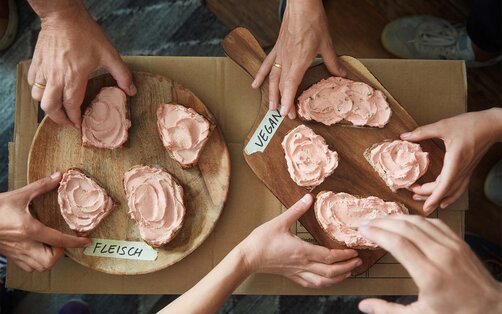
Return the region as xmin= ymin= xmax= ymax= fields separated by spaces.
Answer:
xmin=223 ymin=27 xmax=268 ymax=80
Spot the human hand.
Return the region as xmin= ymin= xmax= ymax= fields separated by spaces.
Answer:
xmin=358 ymin=215 xmax=502 ymax=314
xmin=0 ymin=172 xmax=91 ymax=272
xmin=239 ymin=194 xmax=361 ymax=288
xmin=28 ymin=1 xmax=136 ymax=128
xmin=401 ymin=108 xmax=502 ymax=213
xmin=251 ymin=0 xmax=346 ymax=119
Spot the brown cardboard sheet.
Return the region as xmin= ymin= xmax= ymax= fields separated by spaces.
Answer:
xmin=8 ymin=57 xmax=466 ymax=295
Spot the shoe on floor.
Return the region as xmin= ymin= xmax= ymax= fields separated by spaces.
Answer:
xmin=0 ymin=0 xmax=18 ymax=50
xmin=278 ymin=0 xmax=286 ymax=21
xmin=59 ymin=300 xmax=91 ymax=314
xmin=381 ymin=15 xmax=502 ymax=67
xmin=485 ymin=158 xmax=502 ymax=207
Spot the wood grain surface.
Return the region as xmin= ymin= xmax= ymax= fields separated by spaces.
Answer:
xmin=27 ymin=72 xmax=230 ymax=275
xmin=223 ymin=28 xmax=445 ymax=275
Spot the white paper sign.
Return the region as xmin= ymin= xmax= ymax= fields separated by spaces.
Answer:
xmin=244 ymin=109 xmax=284 ymax=155
xmin=83 ymin=238 xmax=158 ymax=261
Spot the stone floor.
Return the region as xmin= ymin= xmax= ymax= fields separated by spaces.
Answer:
xmin=1 ymin=0 xmax=499 ymax=313
xmin=0 ymin=0 xmax=407 ymax=313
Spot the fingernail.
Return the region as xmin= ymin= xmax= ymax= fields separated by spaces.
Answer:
xmin=301 ymin=194 xmax=312 ymax=204
xmin=360 ymin=219 xmax=370 ymax=227
xmin=288 ymin=111 xmax=295 ymax=119
xmin=251 ymin=80 xmax=257 ymax=88
xmin=50 ymin=172 xmax=61 ymax=179
xmin=280 ymin=106 xmax=288 ymax=116
xmin=269 ymin=101 xmax=276 ymax=110
xmin=359 ymin=225 xmax=369 ymax=236
xmin=345 ymin=273 xmax=352 ymax=278
xmin=359 ymin=302 xmax=372 ymax=313
xmin=84 ymin=240 xmax=92 ymax=247
xmin=355 ymin=258 xmax=362 ymax=266
xmin=129 ymin=84 xmax=137 ymax=95
xmin=441 ymin=202 xmax=449 ymax=209
xmin=74 ymin=123 xmax=80 ymax=129
xmin=401 ymin=132 xmax=411 ymax=139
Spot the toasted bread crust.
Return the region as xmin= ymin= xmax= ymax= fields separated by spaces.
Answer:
xmin=363 ymin=141 xmax=398 ymax=193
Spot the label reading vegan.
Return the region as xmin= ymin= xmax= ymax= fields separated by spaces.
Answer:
xmin=83 ymin=238 xmax=158 ymax=261
xmin=244 ymin=109 xmax=284 ymax=155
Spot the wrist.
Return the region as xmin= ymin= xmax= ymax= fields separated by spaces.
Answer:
xmin=484 ymin=107 xmax=502 ymax=143
xmin=31 ymin=0 xmax=89 ymax=26
xmin=286 ymin=0 xmax=324 ymax=15
xmin=235 ymin=238 xmax=258 ymax=276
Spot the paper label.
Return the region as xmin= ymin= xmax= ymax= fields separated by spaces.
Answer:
xmin=244 ymin=109 xmax=284 ymax=155
xmin=83 ymin=238 xmax=158 ymax=261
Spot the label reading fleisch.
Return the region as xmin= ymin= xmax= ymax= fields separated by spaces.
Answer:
xmin=244 ymin=109 xmax=284 ymax=155
xmin=83 ymin=238 xmax=158 ymax=261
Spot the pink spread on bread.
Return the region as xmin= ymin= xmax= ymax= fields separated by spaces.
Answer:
xmin=315 ymin=191 xmax=408 ymax=248
xmin=57 ymin=168 xmax=114 ymax=235
xmin=157 ymin=103 xmax=212 ymax=168
xmin=282 ymin=124 xmax=339 ymax=189
xmin=367 ymin=140 xmax=429 ymax=191
xmin=297 ymin=76 xmax=391 ymax=128
xmin=123 ymin=165 xmax=185 ymax=247
xmin=82 ymin=87 xmax=131 ymax=149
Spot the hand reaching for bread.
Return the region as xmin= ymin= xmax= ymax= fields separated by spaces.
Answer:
xmin=0 ymin=173 xmax=91 ymax=272
xmin=251 ymin=0 xmax=346 ymax=119
xmin=401 ymin=108 xmax=502 ymax=213
xmin=239 ymin=194 xmax=361 ymax=287
xmin=27 ymin=0 xmax=136 ymax=128
xmin=160 ymin=194 xmax=361 ymax=313
xmin=358 ymin=215 xmax=502 ymax=314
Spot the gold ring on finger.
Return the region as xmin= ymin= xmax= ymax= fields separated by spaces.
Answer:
xmin=33 ymin=82 xmax=46 ymax=89
xmin=273 ymin=62 xmax=282 ymax=69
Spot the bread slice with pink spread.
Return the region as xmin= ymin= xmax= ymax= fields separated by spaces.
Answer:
xmin=156 ymin=103 xmax=215 ymax=169
xmin=81 ymin=87 xmax=131 ymax=149
xmin=297 ymin=76 xmax=392 ymax=128
xmin=364 ymin=139 xmax=429 ymax=192
xmin=57 ymin=168 xmax=116 ymax=236
xmin=314 ymin=191 xmax=408 ymax=249
xmin=281 ymin=124 xmax=339 ymax=191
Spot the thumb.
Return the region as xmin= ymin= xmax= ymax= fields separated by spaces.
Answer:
xmin=103 ymin=52 xmax=137 ymax=96
xmin=17 ymin=172 xmax=62 ymax=201
xmin=359 ymin=298 xmax=408 ymax=314
xmin=320 ymin=42 xmax=347 ymax=77
xmin=279 ymin=194 xmax=313 ymax=228
xmin=401 ymin=123 xmax=440 ymax=142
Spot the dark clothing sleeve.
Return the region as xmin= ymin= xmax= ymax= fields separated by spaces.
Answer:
xmin=467 ymin=0 xmax=502 ymax=53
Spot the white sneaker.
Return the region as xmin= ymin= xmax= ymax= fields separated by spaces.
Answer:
xmin=485 ymin=159 xmax=502 ymax=207
xmin=381 ymin=15 xmax=502 ymax=67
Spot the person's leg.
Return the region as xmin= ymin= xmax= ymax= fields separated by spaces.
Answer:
xmin=59 ymin=300 xmax=91 ymax=314
xmin=381 ymin=2 xmax=502 ymax=67
xmin=485 ymin=158 xmax=502 ymax=207
xmin=466 ymin=0 xmax=502 ymax=59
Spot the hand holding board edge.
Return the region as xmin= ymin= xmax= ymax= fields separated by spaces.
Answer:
xmin=223 ymin=27 xmax=445 ymax=275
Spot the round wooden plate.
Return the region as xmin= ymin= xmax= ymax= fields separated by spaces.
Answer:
xmin=27 ymin=72 xmax=230 ymax=275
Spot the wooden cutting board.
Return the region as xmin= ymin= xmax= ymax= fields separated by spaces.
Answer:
xmin=27 ymin=72 xmax=230 ymax=275
xmin=223 ymin=28 xmax=445 ymax=274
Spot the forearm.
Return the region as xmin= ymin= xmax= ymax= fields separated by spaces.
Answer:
xmin=488 ymin=107 xmax=502 ymax=142
xmin=159 ymin=243 xmax=252 ymax=314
